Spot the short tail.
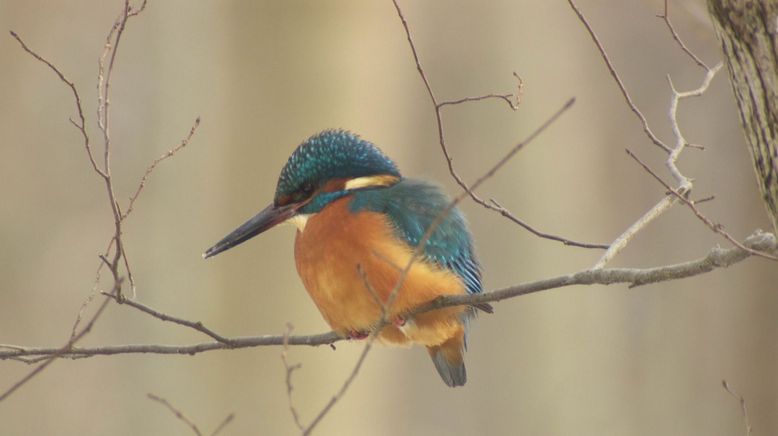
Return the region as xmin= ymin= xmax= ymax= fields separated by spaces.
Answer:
xmin=426 ymin=334 xmax=466 ymax=387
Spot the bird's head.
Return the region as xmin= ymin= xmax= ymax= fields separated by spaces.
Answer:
xmin=204 ymin=130 xmax=401 ymax=258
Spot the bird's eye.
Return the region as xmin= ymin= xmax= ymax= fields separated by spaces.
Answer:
xmin=300 ymin=182 xmax=315 ymax=196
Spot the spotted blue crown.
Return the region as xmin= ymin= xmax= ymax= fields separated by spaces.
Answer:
xmin=275 ymin=130 xmax=401 ymax=204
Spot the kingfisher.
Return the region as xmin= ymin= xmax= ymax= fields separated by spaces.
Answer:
xmin=204 ymin=130 xmax=490 ymax=387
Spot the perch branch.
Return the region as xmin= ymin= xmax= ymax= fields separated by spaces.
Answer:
xmin=2 ymin=229 xmax=774 ymax=362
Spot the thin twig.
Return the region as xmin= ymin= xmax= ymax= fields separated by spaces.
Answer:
xmin=593 ymin=195 xmax=680 ymax=269
xmin=209 ymin=414 xmax=235 ymax=436
xmin=438 ymin=92 xmax=515 ymax=108
xmin=147 ymin=393 xmax=203 ymax=436
xmin=102 ymin=292 xmax=234 ymax=344
xmin=438 ymin=73 xmax=523 ymax=109
xmin=0 ymin=288 xmax=117 ymax=401
xmin=626 ymin=149 xmax=778 ymax=261
xmin=565 ymin=0 xmax=672 ymax=153
xmin=665 ymin=63 xmax=723 ymax=187
xmin=123 ymin=116 xmax=201 ymax=220
xmin=392 ymin=0 xmax=602 ymax=250
xmin=657 ymin=0 xmax=710 ymax=70
xmin=489 ymin=199 xmax=609 ymax=249
xmin=1 ymin=0 xmax=155 ymax=403
xmin=281 ymin=324 xmax=304 ymax=432
xmin=590 ymin=19 xmax=723 ymax=268
xmin=8 ymin=31 xmax=104 ymax=177
xmin=303 ymin=333 xmax=376 ymax=436
xmin=722 ymin=380 xmax=753 ymax=436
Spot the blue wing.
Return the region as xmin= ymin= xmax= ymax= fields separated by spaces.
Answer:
xmin=350 ymin=179 xmax=483 ymax=296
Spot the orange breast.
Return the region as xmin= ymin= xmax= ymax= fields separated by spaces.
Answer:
xmin=294 ymin=196 xmax=467 ymax=347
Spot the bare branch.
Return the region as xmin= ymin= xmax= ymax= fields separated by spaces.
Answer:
xmin=209 ymin=413 xmax=235 ymax=436
xmin=102 ymin=292 xmax=234 ymax=344
xmin=489 ymin=199 xmax=609 ymax=249
xmin=589 ymin=14 xmax=723 ymax=268
xmin=657 ymin=0 xmax=710 ymax=70
xmin=565 ymin=0 xmax=672 ymax=153
xmin=281 ymin=324 xmax=304 ymax=432
xmin=8 ymin=31 xmax=105 ymax=177
xmin=147 ymin=391 xmax=234 ymax=436
xmin=147 ymin=393 xmax=203 ymax=436
xmin=123 ymin=116 xmax=202 ymax=220
xmin=303 ymin=330 xmax=375 ymax=436
xmin=392 ymin=0 xmax=603 ymax=250
xmin=722 ymin=380 xmax=753 ymax=436
xmin=666 ymin=63 xmax=724 ymax=187
xmin=0 ymin=0 xmax=162 ymax=403
xmin=625 ymin=149 xmax=778 ymax=261
xmin=438 ymin=73 xmax=523 ymax=109
xmin=2 ymin=229 xmax=774 ymax=362
xmin=0 ymin=291 xmax=115 ymax=402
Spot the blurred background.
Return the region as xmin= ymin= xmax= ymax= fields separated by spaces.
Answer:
xmin=1 ymin=0 xmax=776 ymax=435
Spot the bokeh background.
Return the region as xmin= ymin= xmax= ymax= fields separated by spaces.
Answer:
xmin=1 ymin=1 xmax=776 ymax=435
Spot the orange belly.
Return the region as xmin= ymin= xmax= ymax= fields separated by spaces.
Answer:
xmin=293 ymin=196 xmax=467 ymax=347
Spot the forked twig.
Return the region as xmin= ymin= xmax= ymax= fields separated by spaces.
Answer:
xmin=626 ymin=149 xmax=778 ymax=261
xmin=2 ymin=0 xmax=199 ymax=403
xmin=392 ymin=0 xmax=604 ymax=250
xmin=281 ymin=324 xmax=305 ymax=432
xmin=147 ymin=393 xmax=202 ymax=436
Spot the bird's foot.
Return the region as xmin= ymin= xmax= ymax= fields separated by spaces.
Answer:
xmin=393 ymin=316 xmax=406 ymax=327
xmin=348 ymin=330 xmax=369 ymax=340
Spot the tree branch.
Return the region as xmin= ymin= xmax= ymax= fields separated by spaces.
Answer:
xmin=565 ymin=0 xmax=672 ymax=153
xmin=2 ymin=229 xmax=773 ymax=362
xmin=392 ymin=0 xmax=606 ymax=250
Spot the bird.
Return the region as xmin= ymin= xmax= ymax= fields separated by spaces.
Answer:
xmin=204 ymin=129 xmax=490 ymax=387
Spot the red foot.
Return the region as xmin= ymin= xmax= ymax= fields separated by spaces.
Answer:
xmin=393 ymin=317 xmax=406 ymax=327
xmin=348 ymin=330 xmax=369 ymax=340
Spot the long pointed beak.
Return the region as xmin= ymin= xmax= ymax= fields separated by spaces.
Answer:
xmin=203 ymin=202 xmax=299 ymax=259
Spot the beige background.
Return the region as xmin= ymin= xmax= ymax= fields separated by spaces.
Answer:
xmin=1 ymin=1 xmax=776 ymax=435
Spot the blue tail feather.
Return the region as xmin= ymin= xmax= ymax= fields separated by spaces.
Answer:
xmin=427 ymin=346 xmax=467 ymax=387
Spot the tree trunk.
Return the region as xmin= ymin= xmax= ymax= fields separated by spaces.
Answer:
xmin=708 ymin=0 xmax=778 ymax=233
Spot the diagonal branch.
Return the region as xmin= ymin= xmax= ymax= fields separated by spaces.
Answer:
xmin=147 ymin=393 xmax=203 ymax=436
xmin=102 ymin=291 xmax=234 ymax=344
xmin=657 ymin=0 xmax=710 ymax=70
xmin=565 ymin=0 xmax=672 ymax=153
xmin=392 ymin=0 xmax=606 ymax=250
xmin=578 ymin=0 xmax=723 ymax=268
xmin=721 ymin=380 xmax=753 ymax=436
xmin=8 ymin=31 xmax=105 ymax=178
xmin=123 ymin=117 xmax=201 ymax=220
xmin=626 ymin=149 xmax=778 ymax=261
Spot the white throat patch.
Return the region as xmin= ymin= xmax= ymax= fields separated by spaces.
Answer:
xmin=285 ymin=214 xmax=310 ymax=231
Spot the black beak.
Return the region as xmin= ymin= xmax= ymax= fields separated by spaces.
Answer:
xmin=203 ymin=202 xmax=299 ymax=259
